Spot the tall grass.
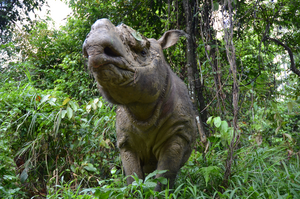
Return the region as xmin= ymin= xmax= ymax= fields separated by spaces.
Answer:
xmin=43 ymin=143 xmax=300 ymax=198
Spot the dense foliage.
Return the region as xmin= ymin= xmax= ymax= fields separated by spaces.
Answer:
xmin=0 ymin=0 xmax=299 ymax=198
xmin=0 ymin=0 xmax=46 ymax=43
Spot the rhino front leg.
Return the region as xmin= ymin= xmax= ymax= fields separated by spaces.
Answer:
xmin=154 ymin=135 xmax=192 ymax=192
xmin=120 ymin=149 xmax=144 ymax=185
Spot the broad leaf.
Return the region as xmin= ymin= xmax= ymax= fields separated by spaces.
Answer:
xmin=220 ymin=121 xmax=228 ymax=133
xmin=67 ymin=106 xmax=73 ymax=119
xmin=20 ymin=169 xmax=28 ymax=183
xmin=214 ymin=117 xmax=222 ymax=128
xmin=61 ymin=109 xmax=67 ymax=119
xmin=69 ymin=101 xmax=78 ymax=112
xmin=40 ymin=94 xmax=51 ymax=104
xmin=62 ymin=97 xmax=71 ymax=105
xmin=84 ymin=164 xmax=97 ymax=172
xmin=207 ymin=116 xmax=213 ymax=125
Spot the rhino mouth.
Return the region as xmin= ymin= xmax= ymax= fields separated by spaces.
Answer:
xmin=88 ymin=45 xmax=135 ymax=69
xmin=90 ymin=58 xmax=137 ymax=87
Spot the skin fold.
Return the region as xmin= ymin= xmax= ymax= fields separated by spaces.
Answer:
xmin=83 ymin=18 xmax=196 ymax=191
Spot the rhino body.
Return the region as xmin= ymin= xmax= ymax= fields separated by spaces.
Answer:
xmin=83 ymin=18 xmax=196 ymax=191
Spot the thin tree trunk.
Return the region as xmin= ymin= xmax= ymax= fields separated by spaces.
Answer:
xmin=222 ymin=0 xmax=240 ymax=187
xmin=182 ymin=0 xmax=207 ymax=144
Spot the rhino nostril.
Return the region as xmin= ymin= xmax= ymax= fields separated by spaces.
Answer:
xmin=104 ymin=46 xmax=119 ymax=57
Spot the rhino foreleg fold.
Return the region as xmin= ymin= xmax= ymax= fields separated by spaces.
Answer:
xmin=154 ymin=135 xmax=191 ymax=192
xmin=120 ymin=149 xmax=144 ymax=185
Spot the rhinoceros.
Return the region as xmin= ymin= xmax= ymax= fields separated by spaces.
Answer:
xmin=83 ymin=18 xmax=196 ymax=191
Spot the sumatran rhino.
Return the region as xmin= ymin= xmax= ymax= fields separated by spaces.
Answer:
xmin=83 ymin=18 xmax=196 ymax=191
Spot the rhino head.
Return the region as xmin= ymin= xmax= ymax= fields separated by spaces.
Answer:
xmin=83 ymin=19 xmax=186 ymax=120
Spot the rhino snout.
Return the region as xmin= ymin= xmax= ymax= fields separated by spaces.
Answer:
xmin=83 ymin=20 xmax=128 ymax=70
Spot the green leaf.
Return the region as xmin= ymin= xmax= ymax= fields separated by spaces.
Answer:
xmin=145 ymin=170 xmax=167 ymax=182
xmin=40 ymin=94 xmax=51 ymax=104
xmin=156 ymin=177 xmax=168 ymax=185
xmin=207 ymin=116 xmax=213 ymax=124
xmin=61 ymin=109 xmax=67 ymax=119
xmin=111 ymin=167 xmax=117 ymax=175
xmin=220 ymin=121 xmax=228 ymax=133
xmin=86 ymin=104 xmax=92 ymax=113
xmin=98 ymin=101 xmax=103 ymax=108
xmin=94 ymin=98 xmax=99 ymax=104
xmin=84 ymin=164 xmax=97 ymax=172
xmin=20 ymin=169 xmax=28 ymax=183
xmin=48 ymin=97 xmax=57 ymax=106
xmin=95 ymin=189 xmax=110 ymax=199
xmin=199 ymin=166 xmax=221 ymax=186
xmin=69 ymin=101 xmax=78 ymax=112
xmin=67 ymin=106 xmax=73 ymax=119
xmin=70 ymin=165 xmax=76 ymax=173
xmin=287 ymin=102 xmax=293 ymax=112
xmin=214 ymin=117 xmax=222 ymax=128
xmin=144 ymin=181 xmax=157 ymax=188
xmin=131 ymin=31 xmax=143 ymax=41
xmin=213 ymin=2 xmax=219 ymax=11
xmin=62 ymin=97 xmax=71 ymax=105
xmin=92 ymin=101 xmax=97 ymax=110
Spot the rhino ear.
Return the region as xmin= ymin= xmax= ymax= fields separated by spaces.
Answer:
xmin=82 ymin=39 xmax=88 ymax=58
xmin=158 ymin=30 xmax=187 ymax=49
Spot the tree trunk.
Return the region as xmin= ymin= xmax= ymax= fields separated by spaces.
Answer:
xmin=222 ymin=0 xmax=240 ymax=187
xmin=182 ymin=0 xmax=207 ymax=144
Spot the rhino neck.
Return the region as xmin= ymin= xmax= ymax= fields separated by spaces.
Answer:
xmin=123 ymin=67 xmax=171 ymax=127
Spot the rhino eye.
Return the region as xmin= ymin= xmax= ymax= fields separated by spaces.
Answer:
xmin=141 ymin=49 xmax=146 ymax=56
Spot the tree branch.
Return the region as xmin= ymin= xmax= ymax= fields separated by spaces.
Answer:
xmin=265 ymin=37 xmax=300 ymax=77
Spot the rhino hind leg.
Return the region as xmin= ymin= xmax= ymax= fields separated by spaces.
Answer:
xmin=120 ymin=149 xmax=144 ymax=185
xmin=154 ymin=135 xmax=192 ymax=192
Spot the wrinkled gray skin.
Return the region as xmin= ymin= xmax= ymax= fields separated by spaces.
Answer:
xmin=83 ymin=18 xmax=196 ymax=191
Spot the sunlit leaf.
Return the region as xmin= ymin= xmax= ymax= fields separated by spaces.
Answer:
xmin=220 ymin=121 xmax=228 ymax=133
xmin=62 ymin=97 xmax=71 ymax=105
xmin=111 ymin=167 xmax=117 ymax=175
xmin=283 ymin=133 xmax=292 ymax=141
xmin=94 ymin=98 xmax=99 ymax=104
xmin=214 ymin=117 xmax=222 ymax=128
xmin=98 ymin=101 xmax=103 ymax=108
xmin=92 ymin=101 xmax=97 ymax=110
xmin=67 ymin=106 xmax=73 ymax=119
xmin=61 ymin=109 xmax=67 ymax=119
xmin=86 ymin=104 xmax=92 ymax=113
xmin=69 ymin=101 xmax=78 ymax=112
xmin=131 ymin=31 xmax=143 ymax=41
xmin=40 ymin=94 xmax=51 ymax=104
xmin=207 ymin=116 xmax=213 ymax=125
xmin=48 ymin=97 xmax=57 ymax=106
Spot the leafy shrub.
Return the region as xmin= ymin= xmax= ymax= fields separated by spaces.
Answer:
xmin=0 ymin=65 xmax=119 ymax=197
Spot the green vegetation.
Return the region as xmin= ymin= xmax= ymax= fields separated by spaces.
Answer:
xmin=1 ymin=0 xmax=299 ymax=198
